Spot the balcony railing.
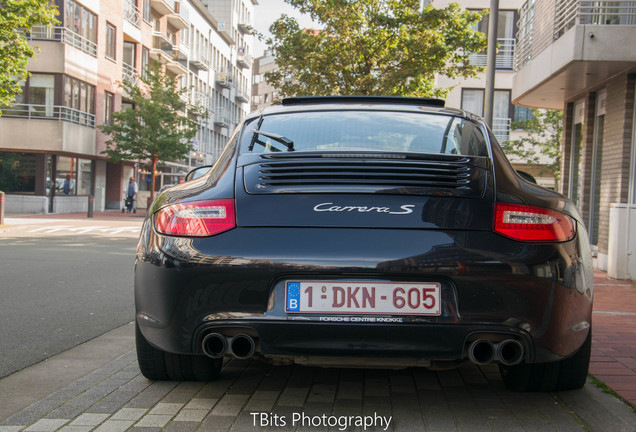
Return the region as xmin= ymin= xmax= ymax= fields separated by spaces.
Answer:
xmin=124 ymin=0 xmax=141 ymax=28
xmin=235 ymin=88 xmax=249 ymax=103
xmin=516 ymin=0 xmax=636 ymax=70
xmin=2 ymin=104 xmax=96 ymax=127
xmin=492 ymin=117 xmax=512 ymax=143
xmin=151 ymin=31 xmax=174 ymax=59
xmin=27 ymin=25 xmax=97 ymax=57
xmin=469 ymin=38 xmax=516 ymax=70
xmin=167 ymin=1 xmax=189 ymax=29
xmin=237 ymin=51 xmax=252 ymax=69
xmin=214 ymin=108 xmax=229 ymax=127
xmin=122 ymin=63 xmax=138 ymax=85
xmin=191 ymin=51 xmax=210 ymax=70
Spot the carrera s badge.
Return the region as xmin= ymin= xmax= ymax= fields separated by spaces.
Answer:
xmin=313 ymin=203 xmax=415 ymax=215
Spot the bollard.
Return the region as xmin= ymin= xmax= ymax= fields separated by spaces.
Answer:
xmin=87 ymin=195 xmax=94 ymax=218
xmin=0 ymin=191 xmax=4 ymax=225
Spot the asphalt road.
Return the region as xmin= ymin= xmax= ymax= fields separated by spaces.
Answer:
xmin=0 ymin=234 xmax=137 ymax=378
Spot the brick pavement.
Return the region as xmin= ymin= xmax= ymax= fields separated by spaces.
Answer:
xmin=0 ymin=351 xmax=621 ymax=432
xmin=590 ymin=270 xmax=636 ymax=406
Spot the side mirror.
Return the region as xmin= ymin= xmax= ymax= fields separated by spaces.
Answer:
xmin=185 ymin=165 xmax=212 ymax=182
xmin=516 ymin=170 xmax=537 ymax=184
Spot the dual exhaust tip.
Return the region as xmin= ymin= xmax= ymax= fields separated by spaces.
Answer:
xmin=468 ymin=339 xmax=524 ymax=366
xmin=202 ymin=333 xmax=256 ymax=360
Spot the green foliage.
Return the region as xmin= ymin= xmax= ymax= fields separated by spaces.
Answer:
xmin=99 ymin=60 xmax=204 ymax=166
xmin=263 ymin=0 xmax=487 ymax=98
xmin=0 ymin=0 xmax=59 ymax=112
xmin=502 ymin=109 xmax=563 ymax=183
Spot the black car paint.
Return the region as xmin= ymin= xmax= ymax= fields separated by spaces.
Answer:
xmin=136 ymin=101 xmax=593 ymax=368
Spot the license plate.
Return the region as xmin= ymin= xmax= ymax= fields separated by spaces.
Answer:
xmin=285 ymin=281 xmax=441 ymax=316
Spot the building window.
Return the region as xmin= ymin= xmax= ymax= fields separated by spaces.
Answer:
xmin=461 ymin=89 xmax=484 ymax=117
xmin=63 ymin=76 xmax=95 ymax=115
xmin=104 ymin=91 xmax=114 ymax=125
xmin=106 ymin=22 xmax=116 ymax=60
xmin=143 ymin=0 xmax=151 ymax=22
xmin=64 ymin=0 xmax=97 ymax=44
xmin=141 ymin=46 xmax=149 ymax=78
xmin=513 ymin=106 xmax=534 ymax=124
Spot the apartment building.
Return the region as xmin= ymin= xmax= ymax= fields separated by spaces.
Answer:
xmin=251 ymin=49 xmax=278 ymax=111
xmin=432 ymin=0 xmax=557 ymax=188
xmin=0 ymin=0 xmax=255 ymax=214
xmin=511 ymin=0 xmax=636 ymax=277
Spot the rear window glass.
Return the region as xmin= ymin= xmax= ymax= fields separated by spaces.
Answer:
xmin=240 ymin=110 xmax=488 ymax=157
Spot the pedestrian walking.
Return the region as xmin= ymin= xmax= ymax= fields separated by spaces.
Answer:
xmin=123 ymin=176 xmax=138 ymax=213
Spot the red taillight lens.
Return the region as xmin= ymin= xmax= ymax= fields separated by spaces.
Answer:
xmin=494 ymin=203 xmax=576 ymax=242
xmin=154 ymin=199 xmax=235 ymax=237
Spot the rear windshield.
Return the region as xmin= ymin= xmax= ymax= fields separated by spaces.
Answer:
xmin=240 ymin=110 xmax=488 ymax=157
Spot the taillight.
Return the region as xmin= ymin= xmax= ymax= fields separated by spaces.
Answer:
xmin=154 ymin=199 xmax=235 ymax=237
xmin=494 ymin=203 xmax=576 ymax=242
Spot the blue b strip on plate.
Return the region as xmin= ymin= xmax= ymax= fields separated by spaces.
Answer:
xmin=286 ymin=282 xmax=300 ymax=312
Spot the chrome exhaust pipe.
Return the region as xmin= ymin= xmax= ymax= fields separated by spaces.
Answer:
xmin=496 ymin=339 xmax=524 ymax=366
xmin=230 ymin=334 xmax=255 ymax=359
xmin=468 ymin=339 xmax=495 ymax=365
xmin=202 ymin=333 xmax=228 ymax=358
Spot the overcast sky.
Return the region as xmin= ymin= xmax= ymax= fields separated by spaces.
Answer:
xmin=252 ymin=0 xmax=316 ymax=56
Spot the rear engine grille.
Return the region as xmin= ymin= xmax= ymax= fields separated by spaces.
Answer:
xmin=243 ymin=156 xmax=488 ymax=197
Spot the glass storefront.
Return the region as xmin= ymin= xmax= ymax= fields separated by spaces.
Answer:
xmin=55 ymin=156 xmax=94 ymax=195
xmin=0 ymin=152 xmax=37 ymax=193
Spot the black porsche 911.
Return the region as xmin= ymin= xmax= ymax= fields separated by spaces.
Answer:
xmin=135 ymin=96 xmax=593 ymax=392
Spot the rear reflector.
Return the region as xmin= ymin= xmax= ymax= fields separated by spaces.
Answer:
xmin=154 ymin=199 xmax=235 ymax=237
xmin=494 ymin=203 xmax=576 ymax=242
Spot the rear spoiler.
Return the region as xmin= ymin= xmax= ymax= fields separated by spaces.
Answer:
xmin=282 ymin=96 xmax=445 ymax=108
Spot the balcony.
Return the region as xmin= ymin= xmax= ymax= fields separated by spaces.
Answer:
xmin=124 ymin=0 xmax=141 ymax=28
xmin=150 ymin=31 xmax=174 ymax=60
xmin=28 ymin=25 xmax=97 ymax=57
xmin=492 ymin=117 xmax=512 ymax=143
xmin=513 ymin=0 xmax=636 ymax=108
xmin=167 ymin=1 xmax=189 ymax=30
xmin=173 ymin=40 xmax=189 ymax=60
xmin=122 ymin=63 xmax=139 ymax=85
xmin=237 ymin=22 xmax=252 ymax=34
xmin=150 ymin=0 xmax=175 ymax=16
xmin=190 ymin=51 xmax=210 ymax=70
xmin=237 ymin=50 xmax=252 ymax=69
xmin=235 ymin=88 xmax=249 ymax=103
xmin=215 ymin=72 xmax=232 ymax=88
xmin=214 ymin=109 xmax=229 ymax=127
xmin=192 ymin=91 xmax=210 ymax=109
xmin=3 ymin=104 xmax=95 ymax=127
xmin=469 ymin=38 xmax=516 ymax=70
xmin=166 ymin=59 xmax=187 ymax=75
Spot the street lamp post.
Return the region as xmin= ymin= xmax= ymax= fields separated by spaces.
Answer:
xmin=484 ymin=0 xmax=500 ymax=129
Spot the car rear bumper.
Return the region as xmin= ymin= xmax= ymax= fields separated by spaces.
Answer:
xmin=135 ymin=225 xmax=593 ymax=365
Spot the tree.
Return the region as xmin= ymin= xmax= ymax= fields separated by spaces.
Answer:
xmin=501 ymin=109 xmax=563 ymax=187
xmin=263 ymin=0 xmax=487 ymax=98
xmin=99 ymin=60 xmax=205 ymax=200
xmin=0 ymin=0 xmax=59 ymax=112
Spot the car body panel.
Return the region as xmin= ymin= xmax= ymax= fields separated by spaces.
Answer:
xmin=135 ymin=98 xmax=593 ymax=372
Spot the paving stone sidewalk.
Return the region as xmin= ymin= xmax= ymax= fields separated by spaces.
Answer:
xmin=1 ymin=349 xmax=634 ymax=432
xmin=590 ymin=270 xmax=636 ymax=406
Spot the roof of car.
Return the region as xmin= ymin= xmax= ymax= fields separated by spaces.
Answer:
xmin=247 ymin=95 xmax=478 ymax=121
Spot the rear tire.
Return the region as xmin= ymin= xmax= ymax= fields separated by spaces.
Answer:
xmin=135 ymin=321 xmax=222 ymax=381
xmin=500 ymin=329 xmax=591 ymax=392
